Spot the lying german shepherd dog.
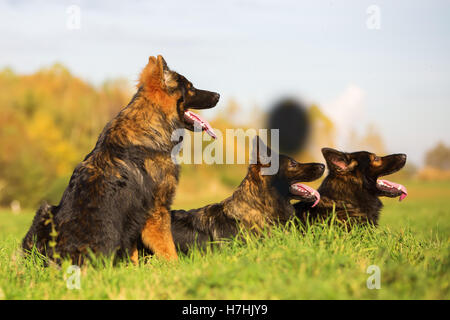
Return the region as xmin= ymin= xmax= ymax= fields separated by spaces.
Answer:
xmin=142 ymin=137 xmax=325 ymax=255
xmin=22 ymin=55 xmax=220 ymax=264
xmin=294 ymin=148 xmax=407 ymax=227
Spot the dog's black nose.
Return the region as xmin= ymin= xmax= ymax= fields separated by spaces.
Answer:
xmin=399 ymin=154 xmax=407 ymax=161
xmin=213 ymin=93 xmax=220 ymax=102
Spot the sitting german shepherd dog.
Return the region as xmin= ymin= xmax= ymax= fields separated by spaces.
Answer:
xmin=22 ymin=55 xmax=220 ymax=264
xmin=146 ymin=137 xmax=325 ymax=255
xmin=294 ymin=148 xmax=407 ymax=227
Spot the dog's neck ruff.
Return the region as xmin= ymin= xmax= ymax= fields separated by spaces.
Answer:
xmin=223 ymin=174 xmax=294 ymax=225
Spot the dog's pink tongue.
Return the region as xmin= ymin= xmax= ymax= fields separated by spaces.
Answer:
xmin=290 ymin=183 xmax=320 ymax=207
xmin=184 ymin=110 xmax=217 ymax=139
xmin=378 ymin=179 xmax=408 ymax=201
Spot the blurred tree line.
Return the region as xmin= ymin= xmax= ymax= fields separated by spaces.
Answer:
xmin=418 ymin=142 xmax=450 ymax=180
xmin=425 ymin=142 xmax=450 ymax=170
xmin=0 ymin=64 xmax=131 ymax=207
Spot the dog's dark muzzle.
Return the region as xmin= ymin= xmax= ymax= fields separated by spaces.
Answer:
xmin=378 ymin=153 xmax=407 ymax=177
xmin=293 ymin=163 xmax=325 ymax=183
xmin=185 ymin=90 xmax=220 ymax=110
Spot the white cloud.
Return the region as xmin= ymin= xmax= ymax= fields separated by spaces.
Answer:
xmin=322 ymin=84 xmax=366 ymax=148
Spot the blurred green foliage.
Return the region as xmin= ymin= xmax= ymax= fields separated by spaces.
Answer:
xmin=0 ymin=64 xmax=131 ymax=207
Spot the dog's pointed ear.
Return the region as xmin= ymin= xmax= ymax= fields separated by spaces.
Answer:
xmin=157 ymin=55 xmax=169 ymax=73
xmin=148 ymin=56 xmax=157 ymax=65
xmin=251 ymin=135 xmax=272 ymax=166
xmin=322 ymin=148 xmax=357 ymax=173
xmin=139 ymin=55 xmax=169 ymax=90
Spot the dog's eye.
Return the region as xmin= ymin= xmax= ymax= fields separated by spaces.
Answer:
xmin=373 ymin=156 xmax=380 ymax=162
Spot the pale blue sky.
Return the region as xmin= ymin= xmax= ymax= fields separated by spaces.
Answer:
xmin=1 ymin=0 xmax=449 ymax=165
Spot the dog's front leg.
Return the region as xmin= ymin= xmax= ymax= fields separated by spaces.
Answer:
xmin=141 ymin=208 xmax=178 ymax=261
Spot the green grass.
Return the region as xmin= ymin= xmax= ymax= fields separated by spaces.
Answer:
xmin=0 ymin=180 xmax=449 ymax=299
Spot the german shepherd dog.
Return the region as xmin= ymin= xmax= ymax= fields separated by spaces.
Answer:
xmin=151 ymin=137 xmax=325 ymax=254
xmin=294 ymin=148 xmax=407 ymax=227
xmin=22 ymin=55 xmax=220 ymax=264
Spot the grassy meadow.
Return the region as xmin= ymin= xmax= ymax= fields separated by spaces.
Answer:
xmin=0 ymin=175 xmax=448 ymax=300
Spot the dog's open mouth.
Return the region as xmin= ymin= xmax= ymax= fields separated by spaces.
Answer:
xmin=184 ymin=110 xmax=217 ymax=139
xmin=376 ymin=179 xmax=408 ymax=201
xmin=290 ymin=183 xmax=320 ymax=207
